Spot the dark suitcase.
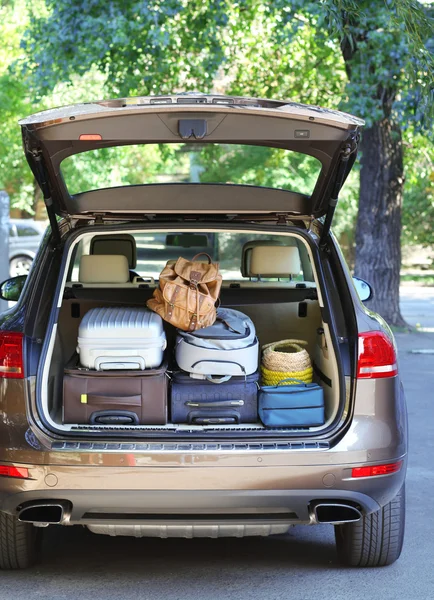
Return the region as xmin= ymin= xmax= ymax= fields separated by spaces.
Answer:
xmin=63 ymin=360 xmax=168 ymax=425
xmin=171 ymin=371 xmax=259 ymax=424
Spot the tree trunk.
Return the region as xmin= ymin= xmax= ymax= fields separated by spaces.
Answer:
xmin=354 ymin=118 xmax=407 ymax=327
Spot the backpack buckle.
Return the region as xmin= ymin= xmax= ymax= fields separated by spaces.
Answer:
xmin=190 ymin=271 xmax=201 ymax=289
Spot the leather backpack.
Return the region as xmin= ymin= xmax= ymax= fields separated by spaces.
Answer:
xmin=147 ymin=253 xmax=222 ymax=332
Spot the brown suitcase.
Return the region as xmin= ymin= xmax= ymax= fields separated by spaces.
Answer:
xmin=63 ymin=360 xmax=168 ymax=425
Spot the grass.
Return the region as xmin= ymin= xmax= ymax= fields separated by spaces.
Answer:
xmin=400 ymin=274 xmax=434 ymax=286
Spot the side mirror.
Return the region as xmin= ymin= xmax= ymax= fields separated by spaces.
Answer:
xmin=352 ymin=276 xmax=373 ymax=302
xmin=0 ymin=275 xmax=27 ymax=302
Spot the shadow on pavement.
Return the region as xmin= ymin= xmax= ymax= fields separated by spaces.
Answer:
xmin=33 ymin=523 xmax=338 ymax=576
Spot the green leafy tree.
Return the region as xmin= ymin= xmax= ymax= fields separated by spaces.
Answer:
xmin=22 ymin=0 xmax=226 ymax=97
xmin=19 ymin=0 xmax=434 ymax=326
xmin=331 ymin=0 xmax=433 ymax=326
xmin=401 ymin=130 xmax=434 ymax=248
xmin=0 ymin=1 xmax=36 ymax=212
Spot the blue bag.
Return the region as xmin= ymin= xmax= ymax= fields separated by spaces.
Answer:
xmin=258 ymin=378 xmax=325 ymax=427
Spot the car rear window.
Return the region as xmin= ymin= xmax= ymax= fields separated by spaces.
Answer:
xmin=69 ymin=231 xmax=314 ymax=283
xmin=60 ymin=144 xmax=322 ymax=196
xmin=16 ymin=225 xmax=40 ymax=236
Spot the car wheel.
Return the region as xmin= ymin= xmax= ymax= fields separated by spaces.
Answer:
xmin=9 ymin=255 xmax=33 ymax=277
xmin=0 ymin=512 xmax=41 ymax=569
xmin=334 ymin=485 xmax=405 ymax=567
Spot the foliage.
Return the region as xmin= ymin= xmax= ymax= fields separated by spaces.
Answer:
xmin=196 ymin=146 xmax=321 ymax=195
xmin=22 ymin=0 xmax=227 ymax=97
xmin=0 ymin=1 xmax=35 ymax=211
xmin=0 ymin=0 xmax=432 ymax=256
xmin=222 ymin=5 xmax=347 ymax=106
xmin=61 ymin=142 xmax=322 ymax=196
xmin=402 ymin=130 xmax=434 ymax=247
xmin=60 ymin=144 xmax=187 ymax=195
xmin=316 ymin=0 xmax=434 ymax=122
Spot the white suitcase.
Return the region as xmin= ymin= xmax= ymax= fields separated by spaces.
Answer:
xmin=77 ymin=307 xmax=167 ymax=371
xmin=175 ymin=308 xmax=259 ymax=379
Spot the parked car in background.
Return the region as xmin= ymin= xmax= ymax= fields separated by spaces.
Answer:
xmin=9 ymin=219 xmax=45 ymax=277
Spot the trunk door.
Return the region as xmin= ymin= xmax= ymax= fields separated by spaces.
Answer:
xmin=19 ymin=94 xmax=363 ymax=225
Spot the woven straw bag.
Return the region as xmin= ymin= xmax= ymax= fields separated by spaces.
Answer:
xmin=261 ymin=339 xmax=313 ymax=386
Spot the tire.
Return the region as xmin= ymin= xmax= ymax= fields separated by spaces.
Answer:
xmin=335 ymin=485 xmax=405 ymax=567
xmin=0 ymin=512 xmax=41 ymax=570
xmin=9 ymin=255 xmax=33 ymax=278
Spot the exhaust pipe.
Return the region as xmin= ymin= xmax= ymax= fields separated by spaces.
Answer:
xmin=311 ymin=502 xmax=362 ymax=525
xmin=17 ymin=501 xmax=72 ymax=525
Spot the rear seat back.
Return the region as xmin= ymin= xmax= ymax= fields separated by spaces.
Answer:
xmin=249 ymin=245 xmax=301 ymax=279
xmin=232 ymin=240 xmax=315 ymax=289
xmin=78 ymin=255 xmax=133 ymax=286
xmin=241 ymin=240 xmax=286 ymax=278
xmin=90 ymin=234 xmax=137 ymax=269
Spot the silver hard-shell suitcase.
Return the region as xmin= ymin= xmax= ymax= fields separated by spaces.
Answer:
xmin=77 ymin=307 xmax=167 ymax=370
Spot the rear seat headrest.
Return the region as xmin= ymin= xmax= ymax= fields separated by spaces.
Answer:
xmin=241 ymin=240 xmax=297 ymax=278
xmin=249 ymin=245 xmax=301 ymax=278
xmin=90 ymin=234 xmax=137 ymax=269
xmin=79 ymin=255 xmax=130 ymax=284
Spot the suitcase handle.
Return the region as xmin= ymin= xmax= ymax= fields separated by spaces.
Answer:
xmin=191 ymin=359 xmax=247 ymax=377
xmin=191 ymin=416 xmax=237 ymax=424
xmin=205 ymin=375 xmax=232 ymax=384
xmin=187 ymin=409 xmax=241 ymax=424
xmin=87 ymin=394 xmax=142 ymax=407
xmin=185 ymin=400 xmax=244 ymax=408
xmin=89 ymin=410 xmax=140 ymax=425
xmin=95 ymin=357 xmax=146 ymax=371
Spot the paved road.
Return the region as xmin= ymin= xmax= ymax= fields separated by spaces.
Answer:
xmin=400 ymin=285 xmax=434 ymax=329
xmin=2 ymin=289 xmax=434 ymax=599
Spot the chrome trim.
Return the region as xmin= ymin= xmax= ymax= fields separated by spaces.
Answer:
xmin=310 ymin=501 xmax=362 ymax=524
xmin=17 ymin=501 xmax=72 ymax=525
xmin=86 ymin=522 xmax=292 ymax=538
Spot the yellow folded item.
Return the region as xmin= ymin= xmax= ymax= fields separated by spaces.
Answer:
xmin=261 ymin=365 xmax=313 ymax=386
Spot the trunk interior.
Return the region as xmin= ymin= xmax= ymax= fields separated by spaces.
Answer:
xmin=40 ymin=226 xmax=344 ymax=438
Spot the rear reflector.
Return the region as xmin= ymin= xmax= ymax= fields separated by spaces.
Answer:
xmin=0 ymin=332 xmax=24 ymax=379
xmin=357 ymin=331 xmax=398 ymax=379
xmin=352 ymin=461 xmax=403 ymax=478
xmin=0 ymin=465 xmax=29 ymax=479
xmin=79 ymin=134 xmax=102 ymax=141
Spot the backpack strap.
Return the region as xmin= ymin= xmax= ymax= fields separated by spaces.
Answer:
xmin=166 ymin=285 xmax=181 ymax=321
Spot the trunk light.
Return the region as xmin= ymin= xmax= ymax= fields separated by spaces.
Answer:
xmin=352 ymin=461 xmax=403 ymax=478
xmin=79 ymin=134 xmax=102 ymax=141
xmin=0 ymin=332 xmax=24 ymax=379
xmin=357 ymin=331 xmax=398 ymax=379
xmin=0 ymin=465 xmax=29 ymax=479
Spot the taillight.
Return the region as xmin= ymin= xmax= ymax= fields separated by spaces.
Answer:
xmin=351 ymin=461 xmax=402 ymax=478
xmin=0 ymin=332 xmax=24 ymax=379
xmin=0 ymin=465 xmax=29 ymax=478
xmin=357 ymin=331 xmax=397 ymax=379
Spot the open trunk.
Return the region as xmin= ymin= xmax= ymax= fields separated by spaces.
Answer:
xmin=38 ymin=224 xmax=348 ymax=440
xmin=23 ymin=95 xmax=362 ymax=440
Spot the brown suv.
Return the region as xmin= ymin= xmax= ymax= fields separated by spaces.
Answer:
xmin=0 ymin=94 xmax=407 ymax=569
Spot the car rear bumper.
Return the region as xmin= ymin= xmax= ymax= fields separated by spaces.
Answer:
xmin=0 ymin=457 xmax=406 ymax=532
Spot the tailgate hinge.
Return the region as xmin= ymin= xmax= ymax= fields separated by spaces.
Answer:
xmin=276 ymin=213 xmax=290 ymax=225
xmin=319 ymin=135 xmax=359 ymax=251
xmin=30 ymin=149 xmax=62 ymax=248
